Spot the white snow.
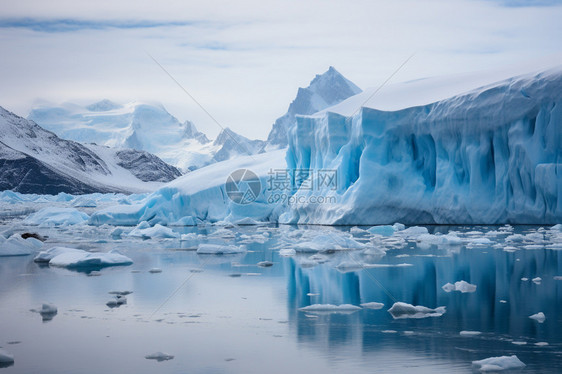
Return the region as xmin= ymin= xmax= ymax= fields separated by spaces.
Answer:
xmin=388 ymin=302 xmax=446 ymax=319
xmin=529 ymin=312 xmax=546 ymax=323
xmin=23 ymin=207 xmax=89 ymax=226
xmin=34 ymin=247 xmax=133 ymax=268
xmin=472 ymin=355 xmax=525 ymax=372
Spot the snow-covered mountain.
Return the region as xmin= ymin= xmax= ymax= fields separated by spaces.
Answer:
xmin=0 ymin=107 xmax=181 ymax=194
xmin=28 ymin=100 xmax=214 ymax=171
xmin=264 ymin=66 xmax=362 ymax=150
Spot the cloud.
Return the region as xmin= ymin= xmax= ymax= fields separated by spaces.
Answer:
xmin=0 ymin=0 xmax=561 ymax=140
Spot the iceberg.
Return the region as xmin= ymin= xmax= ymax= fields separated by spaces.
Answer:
xmin=34 ymin=247 xmax=133 ymax=269
xmin=387 ymin=302 xmax=446 ymax=319
xmin=127 ymin=223 xmax=179 ymax=239
xmin=472 ymin=355 xmax=525 ymax=372
xmin=24 ymin=207 xmax=89 ymax=226
xmin=442 ymin=280 xmax=477 ymax=293
xmin=0 ymin=235 xmax=41 ymax=256
xmin=529 ymin=312 xmax=546 ymax=323
xmin=281 ymin=68 xmax=562 ymax=224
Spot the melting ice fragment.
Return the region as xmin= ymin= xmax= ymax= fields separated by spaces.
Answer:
xmin=472 ymin=355 xmax=525 ymax=372
xmin=196 ymin=244 xmax=246 ymax=254
xmin=442 ymin=280 xmax=477 ymax=293
xmin=34 ymin=247 xmax=133 ymax=269
xmin=529 ymin=312 xmax=546 ymax=323
xmin=360 ymin=302 xmax=384 ymax=309
xmin=298 ymin=304 xmax=362 ymax=313
xmin=388 ymin=302 xmax=446 ymax=319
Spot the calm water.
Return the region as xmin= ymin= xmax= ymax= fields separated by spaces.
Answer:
xmin=0 ymin=224 xmax=561 ymax=373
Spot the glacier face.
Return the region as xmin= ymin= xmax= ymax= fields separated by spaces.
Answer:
xmin=282 ymin=68 xmax=562 ymax=225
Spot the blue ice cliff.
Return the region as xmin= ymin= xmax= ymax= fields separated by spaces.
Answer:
xmin=90 ymin=67 xmax=562 ymax=226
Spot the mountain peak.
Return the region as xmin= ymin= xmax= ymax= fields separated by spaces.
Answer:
xmin=264 ymin=67 xmax=362 ymax=149
xmin=86 ymin=99 xmax=122 ymax=112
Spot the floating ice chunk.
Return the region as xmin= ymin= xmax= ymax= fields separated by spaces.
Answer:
xmin=106 ymin=295 xmax=127 ymax=308
xmin=0 ymin=348 xmax=14 ymax=364
xmin=23 ymin=207 xmax=89 ymax=226
xmin=257 ymin=261 xmax=273 ymax=267
xmin=128 ymin=223 xmax=179 ymax=239
xmin=529 ymin=312 xmax=546 ymax=323
xmin=149 ymin=268 xmax=162 ymax=273
xmin=503 ymin=246 xmax=517 ymax=252
xmin=511 ymin=341 xmax=527 ymax=345
xmin=72 ymin=197 xmax=97 ymax=207
xmin=232 ymin=217 xmax=263 ymax=225
xmin=109 ymin=290 xmax=132 ymax=296
xmin=382 ymin=330 xmax=397 ymax=334
xmin=279 ymin=248 xmax=296 ymax=257
xmin=367 ymin=225 xmax=395 ymax=237
xmin=360 ymin=302 xmax=384 ymax=309
xmin=110 ymin=228 xmax=123 ymax=238
xmin=145 ymin=352 xmax=174 ymax=361
xmin=196 ymin=244 xmax=246 ymax=254
xmin=34 ymin=247 xmax=133 ymax=268
xmin=393 ymin=223 xmax=405 ymax=231
xmin=293 ymin=234 xmax=365 ymax=252
xmin=467 ymin=237 xmax=493 ymax=247
xmin=521 ymin=277 xmax=529 ymax=281
xmin=0 ymin=235 xmax=39 ymax=256
xmin=472 ymin=355 xmax=525 ymax=372
xmin=442 ymin=280 xmax=476 ymax=293
xmin=397 ymin=226 xmax=428 ymax=239
xmin=505 ymin=234 xmax=525 ymax=243
xmin=535 ymin=342 xmax=549 ymax=346
xmin=460 ymin=331 xmax=481 ymax=336
xmin=551 ymin=224 xmax=562 ymax=232
xmin=554 ymin=276 xmax=562 ymax=280
xmin=532 ymin=277 xmax=542 ymax=284
xmin=388 ymin=302 xmax=446 ymax=319
xmin=499 ymin=300 xmax=507 ymax=303
xmin=298 ymin=304 xmax=362 ymax=313
xmin=30 ymin=303 xmax=58 ymax=321
xmin=417 ymin=233 xmax=462 ymax=246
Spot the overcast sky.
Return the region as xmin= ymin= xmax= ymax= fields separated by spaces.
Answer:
xmin=1 ymin=0 xmax=561 ymax=139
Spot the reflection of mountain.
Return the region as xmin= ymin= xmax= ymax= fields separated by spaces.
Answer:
xmin=284 ymin=227 xmax=562 ymax=372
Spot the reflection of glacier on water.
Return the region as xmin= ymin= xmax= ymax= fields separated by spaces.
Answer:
xmin=0 ymin=223 xmax=561 ymax=373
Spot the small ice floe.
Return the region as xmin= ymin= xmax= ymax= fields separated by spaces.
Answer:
xmin=466 ymin=237 xmax=493 ymax=247
xmin=23 ymin=207 xmax=89 ymax=226
xmin=367 ymin=225 xmax=396 ymax=237
xmin=535 ymin=342 xmax=549 ymax=347
xmin=360 ymin=302 xmax=384 ymax=310
xmin=442 ymin=281 xmax=477 ymax=293
xmin=503 ymin=246 xmax=518 ymax=252
xmin=532 ymin=277 xmax=542 ymax=284
xmin=257 ymin=261 xmax=273 ymax=267
xmin=416 ymin=233 xmax=462 ymax=246
xmin=293 ymin=234 xmax=366 ymax=253
xmin=381 ymin=330 xmax=397 ymax=334
xmin=350 ymin=226 xmax=370 ymax=237
xmin=34 ymin=247 xmax=133 ymax=269
xmin=0 ymin=234 xmax=41 ymax=257
xmin=149 ymin=268 xmax=162 ymax=274
xmin=279 ymin=248 xmax=296 ymax=257
xmin=499 ymin=300 xmax=507 ymax=304
xmin=387 ymin=302 xmax=446 ymax=319
xmin=106 ymin=295 xmax=127 ymax=308
xmin=298 ymin=304 xmax=362 ymax=314
xmin=87 ymin=271 xmax=102 ymax=277
xmin=554 ymin=276 xmax=562 ymax=280
xmin=396 ymin=226 xmax=428 ymax=239
xmin=71 ymin=196 xmax=97 ymax=208
xmin=196 ymin=244 xmax=246 ymax=254
xmin=529 ymin=312 xmax=546 ymax=323
xmin=472 ymin=355 xmax=525 ymax=372
xmin=363 ymin=263 xmax=413 ymax=268
xmin=511 ymin=341 xmax=527 ymax=345
xmin=128 ymin=223 xmax=179 ymax=239
xmin=31 ymin=303 xmax=58 ymax=322
xmin=521 ymin=277 xmax=529 ymax=281
xmin=460 ymin=331 xmax=481 ymax=337
xmin=145 ymin=352 xmax=174 ymax=362
xmin=0 ymin=348 xmax=15 ymax=365
xmin=307 ymin=293 xmax=319 ymax=297
xmin=110 ymin=228 xmax=123 ymax=238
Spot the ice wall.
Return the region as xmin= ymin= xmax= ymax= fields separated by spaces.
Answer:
xmin=282 ymin=69 xmax=562 ymax=224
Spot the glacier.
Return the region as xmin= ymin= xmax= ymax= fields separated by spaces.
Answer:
xmin=88 ymin=67 xmax=562 ymax=226
xmin=281 ymin=67 xmax=562 ymax=225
